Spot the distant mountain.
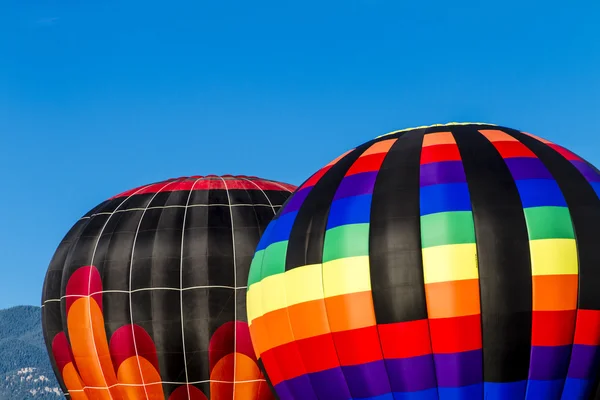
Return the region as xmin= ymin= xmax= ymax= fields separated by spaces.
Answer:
xmin=0 ymin=306 xmax=63 ymax=399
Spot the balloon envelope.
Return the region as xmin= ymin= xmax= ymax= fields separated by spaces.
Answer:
xmin=247 ymin=124 xmax=600 ymax=400
xmin=42 ymin=175 xmax=296 ymax=400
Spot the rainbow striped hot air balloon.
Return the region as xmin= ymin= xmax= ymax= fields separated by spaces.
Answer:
xmin=41 ymin=175 xmax=295 ymax=400
xmin=246 ymin=124 xmax=600 ymax=400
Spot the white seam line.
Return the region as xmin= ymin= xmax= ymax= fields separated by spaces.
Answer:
xmin=86 ymin=184 xmax=153 ymax=399
xmin=220 ymin=176 xmax=238 ymax=398
xmin=78 ymin=204 xmax=281 ymax=220
xmin=63 ymin=378 xmax=267 ymax=392
xmin=128 ymin=180 xmax=178 ymax=399
xmin=180 ymin=178 xmax=202 ymax=399
xmin=42 ymin=286 xmax=249 ymax=304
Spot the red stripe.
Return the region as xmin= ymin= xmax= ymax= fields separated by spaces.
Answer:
xmin=346 ymin=153 xmax=387 ymax=176
xmin=420 ymin=144 xmax=461 ymax=164
xmin=332 ymin=325 xmax=383 ymax=366
xmin=573 ymin=309 xmax=600 ymax=346
xmin=531 ymin=310 xmax=577 ymax=346
xmin=111 ymin=177 xmax=295 ymax=198
xmin=299 ymin=166 xmax=332 ymax=190
xmin=378 ymin=319 xmax=432 ymax=358
xmin=548 ymin=144 xmax=583 ymax=161
xmin=491 ymin=141 xmax=537 ymax=159
xmin=429 ymin=314 xmax=482 ymax=353
xmin=263 ymin=333 xmax=341 ymax=383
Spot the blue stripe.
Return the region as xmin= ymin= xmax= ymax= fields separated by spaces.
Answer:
xmin=255 ymin=211 xmax=297 ymax=251
xmin=515 ymin=179 xmax=567 ymax=208
xmin=561 ymin=378 xmax=593 ymax=399
xmin=327 ymin=194 xmax=372 ymax=229
xmin=420 ymin=183 xmax=472 ymax=216
xmin=525 ymin=379 xmax=564 ymax=400
xmin=483 ymin=381 xmax=526 ymax=399
xmin=358 ymin=390 xmax=439 ymax=400
xmin=437 ymin=383 xmax=483 ymax=400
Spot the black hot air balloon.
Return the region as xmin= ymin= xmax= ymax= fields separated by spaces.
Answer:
xmin=247 ymin=123 xmax=600 ymax=400
xmin=42 ymin=175 xmax=295 ymax=400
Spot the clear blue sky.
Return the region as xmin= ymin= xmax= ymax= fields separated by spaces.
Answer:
xmin=1 ymin=1 xmax=599 ymax=309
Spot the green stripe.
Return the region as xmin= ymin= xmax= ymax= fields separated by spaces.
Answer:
xmin=259 ymin=241 xmax=288 ymax=281
xmin=248 ymin=249 xmax=265 ymax=286
xmin=524 ymin=206 xmax=574 ymax=240
xmin=420 ymin=211 xmax=476 ymax=248
xmin=323 ymin=223 xmax=369 ymax=262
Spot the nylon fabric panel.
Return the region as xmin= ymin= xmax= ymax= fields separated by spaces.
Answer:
xmin=369 ymin=130 xmax=428 ymax=324
xmin=368 ymin=130 xmax=440 ymax=399
xmin=507 ymin=130 xmax=600 ymax=400
xmin=453 ymin=127 xmax=533 ymax=392
xmin=285 ymin=142 xmax=374 ymax=270
xmin=41 ymin=176 xmax=293 ymax=400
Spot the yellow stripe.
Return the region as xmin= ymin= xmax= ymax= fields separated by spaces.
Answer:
xmin=247 ymin=257 xmax=372 ymax=324
xmin=247 ymin=264 xmax=325 ymax=324
xmin=422 ymin=243 xmax=478 ymax=284
xmin=323 ymin=256 xmax=371 ymax=298
xmin=530 ymin=238 xmax=578 ymax=275
xmin=285 ymin=263 xmax=324 ymax=305
xmin=246 ymin=285 xmax=261 ymax=323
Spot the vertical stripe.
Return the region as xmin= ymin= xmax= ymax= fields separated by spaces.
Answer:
xmin=286 ymin=142 xmax=373 ymax=271
xmin=453 ymin=126 xmax=533 ymax=396
xmin=509 ymin=130 xmax=600 ymax=399
xmin=318 ymin=139 xmax=396 ymax=399
xmin=420 ymin=131 xmax=482 ymax=399
xmin=369 ymin=130 xmax=439 ymax=397
xmin=481 ymin=129 xmax=578 ymax=400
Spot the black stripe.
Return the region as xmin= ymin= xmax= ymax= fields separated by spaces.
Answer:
xmin=508 ymin=131 xmax=600 ymax=310
xmin=369 ymin=130 xmax=427 ymax=324
xmin=453 ymin=126 xmax=532 ymax=383
xmin=285 ymin=142 xmax=373 ymax=270
xmin=505 ymin=130 xmax=600 ymax=397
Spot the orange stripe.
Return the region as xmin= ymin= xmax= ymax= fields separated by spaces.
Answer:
xmin=425 ymin=279 xmax=481 ymax=319
xmin=67 ymin=297 xmax=122 ymax=400
xmin=287 ymin=298 xmax=331 ymax=340
xmin=523 ymin=132 xmax=552 ymax=144
xmin=248 ymin=308 xmax=294 ymax=356
xmin=479 ymin=129 xmax=519 ymax=142
xmin=532 ymin=274 xmax=578 ymax=311
xmin=117 ymin=357 xmax=164 ymax=400
xmin=324 ymin=291 xmax=376 ymax=332
xmin=422 ymin=132 xmax=455 ymax=147
xmin=62 ymin=363 xmax=89 ymax=400
xmin=250 ymin=291 xmax=377 ymax=354
xmin=361 ymin=138 xmax=397 ymax=156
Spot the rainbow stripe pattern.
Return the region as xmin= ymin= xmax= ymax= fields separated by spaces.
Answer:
xmin=247 ymin=124 xmax=600 ymax=400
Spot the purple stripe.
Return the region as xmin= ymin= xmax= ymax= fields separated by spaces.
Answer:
xmin=504 ymin=157 xmax=553 ymax=180
xmin=341 ymin=360 xmax=391 ymax=398
xmin=302 ymin=367 xmax=352 ymax=400
xmin=385 ymin=354 xmax=437 ymax=392
xmin=433 ymin=349 xmax=482 ymax=387
xmin=528 ymin=345 xmax=571 ymax=380
xmin=274 ymin=379 xmax=313 ymax=400
xmin=572 ymin=160 xmax=600 ymax=182
xmin=567 ymin=344 xmax=600 ymax=379
xmin=419 ymin=161 xmax=466 ymax=187
xmin=333 ymin=171 xmax=378 ymax=200
xmin=281 ymin=186 xmax=311 ymax=215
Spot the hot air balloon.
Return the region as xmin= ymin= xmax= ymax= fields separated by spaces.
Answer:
xmin=42 ymin=175 xmax=296 ymax=400
xmin=246 ymin=123 xmax=600 ymax=400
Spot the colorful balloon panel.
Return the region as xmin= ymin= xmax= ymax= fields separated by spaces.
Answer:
xmin=247 ymin=124 xmax=600 ymax=400
xmin=42 ymin=175 xmax=295 ymax=399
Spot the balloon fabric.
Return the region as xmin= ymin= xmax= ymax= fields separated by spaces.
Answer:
xmin=247 ymin=123 xmax=600 ymax=400
xmin=42 ymin=175 xmax=295 ymax=400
